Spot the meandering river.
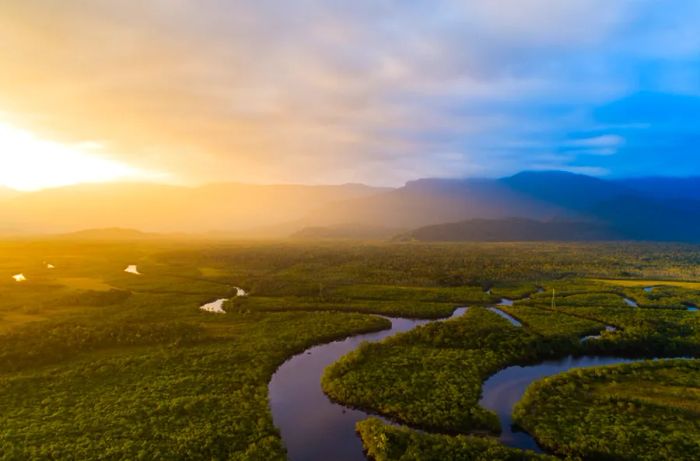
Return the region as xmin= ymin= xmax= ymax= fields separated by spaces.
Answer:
xmin=267 ymin=304 xmax=662 ymax=459
xmin=268 ymin=307 xmax=467 ymax=461
xmin=479 ymin=355 xmax=635 ymax=451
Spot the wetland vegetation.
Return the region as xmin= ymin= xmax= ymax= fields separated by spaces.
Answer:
xmin=514 ymin=359 xmax=700 ymax=460
xmin=1 ymin=239 xmax=699 ymax=459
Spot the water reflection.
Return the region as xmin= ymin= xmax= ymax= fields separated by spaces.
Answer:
xmin=124 ymin=265 xmax=140 ymax=275
xmin=479 ymin=355 xmax=635 ymax=452
xmin=269 ymin=307 xmax=467 ymax=461
xmin=200 ymin=298 xmax=227 ymax=313
xmin=580 ymin=325 xmax=617 ymax=343
xmin=488 ymin=306 xmax=522 ymax=327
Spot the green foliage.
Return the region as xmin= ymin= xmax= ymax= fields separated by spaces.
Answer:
xmin=357 ymin=418 xmax=554 ymax=461
xmin=326 ymin=343 xmax=503 ymax=433
xmin=331 ymin=284 xmax=490 ymax=304
xmin=323 ymin=300 xmax=700 ymax=445
xmin=513 ymin=359 xmax=700 ymax=460
xmin=548 ymin=306 xmax=700 ymax=357
xmin=322 ymin=307 xmax=588 ymax=434
xmin=52 ymin=288 xmax=133 ymax=307
xmin=2 ymin=239 xmax=700 ymax=459
xmin=497 ymin=305 xmax=605 ymax=338
xmin=0 ymin=311 xmax=389 ymax=459
xmin=0 ymin=319 xmax=206 ymax=372
xmin=230 ymin=295 xmax=459 ymax=319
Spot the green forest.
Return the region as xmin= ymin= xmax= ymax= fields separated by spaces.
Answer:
xmin=1 ymin=239 xmax=699 ymax=459
xmin=514 ymin=359 xmax=700 ymax=460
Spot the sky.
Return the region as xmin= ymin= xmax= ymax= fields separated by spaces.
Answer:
xmin=0 ymin=0 xmax=699 ymax=190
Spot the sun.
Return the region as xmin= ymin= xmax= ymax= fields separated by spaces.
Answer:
xmin=0 ymin=122 xmax=156 ymax=191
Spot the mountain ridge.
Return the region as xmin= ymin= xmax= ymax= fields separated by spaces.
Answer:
xmin=1 ymin=172 xmax=700 ymax=241
xmin=397 ymin=217 xmax=619 ymax=242
xmin=0 ymin=181 xmax=389 ymax=235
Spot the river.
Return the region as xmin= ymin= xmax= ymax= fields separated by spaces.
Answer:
xmin=267 ymin=304 xmax=661 ymax=459
xmin=478 ymin=355 xmax=635 ymax=451
xmin=268 ymin=307 xmax=467 ymax=461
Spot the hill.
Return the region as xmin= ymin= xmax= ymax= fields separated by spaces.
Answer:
xmin=57 ymin=228 xmax=165 ymax=240
xmin=3 ymin=172 xmax=700 ymax=242
xmin=291 ymin=224 xmax=402 ymax=240
xmin=305 ymin=171 xmax=700 ymax=242
xmin=615 ymin=177 xmax=700 ymax=201
xmin=300 ymin=177 xmax=574 ymax=230
xmin=0 ymin=182 xmax=387 ymax=235
xmin=397 ymin=218 xmax=619 ymax=242
xmin=503 ymin=171 xmax=633 ymax=211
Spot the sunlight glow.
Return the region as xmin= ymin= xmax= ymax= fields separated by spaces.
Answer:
xmin=0 ymin=122 xmax=156 ymax=191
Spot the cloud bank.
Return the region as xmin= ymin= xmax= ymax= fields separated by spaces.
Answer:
xmin=1 ymin=0 xmax=699 ymax=186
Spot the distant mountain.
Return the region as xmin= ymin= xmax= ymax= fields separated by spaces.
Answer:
xmin=615 ymin=177 xmax=700 ymax=201
xmin=300 ymin=177 xmax=574 ymax=230
xmin=503 ymin=171 xmax=633 ymax=211
xmin=58 ymin=228 xmax=164 ymax=240
xmin=398 ymin=218 xmax=619 ymax=242
xmin=3 ymin=172 xmax=700 ymax=242
xmin=0 ymin=182 xmax=387 ymax=235
xmin=300 ymin=171 xmax=700 ymax=242
xmin=591 ymin=195 xmax=700 ymax=242
xmin=291 ymin=224 xmax=402 ymax=240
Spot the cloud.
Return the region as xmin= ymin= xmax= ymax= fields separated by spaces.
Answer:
xmin=567 ymin=135 xmax=625 ymax=148
xmin=0 ymin=1 xmax=699 ymax=185
xmin=560 ymin=135 xmax=625 ymax=156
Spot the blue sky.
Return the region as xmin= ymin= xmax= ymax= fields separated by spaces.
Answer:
xmin=1 ymin=0 xmax=699 ymax=186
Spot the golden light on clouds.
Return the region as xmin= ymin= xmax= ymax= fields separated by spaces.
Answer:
xmin=0 ymin=1 xmax=697 ymax=186
xmin=0 ymin=122 xmax=159 ymax=191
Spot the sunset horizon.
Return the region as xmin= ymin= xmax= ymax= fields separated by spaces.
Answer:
xmin=3 ymin=1 xmax=700 ymax=192
xmin=2 ymin=2 xmax=700 ymax=461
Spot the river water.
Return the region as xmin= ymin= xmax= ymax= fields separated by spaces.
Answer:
xmin=267 ymin=305 xmax=664 ymax=459
xmin=268 ymin=308 xmax=468 ymax=461
xmin=478 ymin=355 xmax=635 ymax=451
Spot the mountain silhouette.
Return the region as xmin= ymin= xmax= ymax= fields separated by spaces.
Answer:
xmin=1 ymin=172 xmax=699 ymax=241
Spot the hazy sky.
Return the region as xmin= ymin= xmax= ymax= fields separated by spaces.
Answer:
xmin=1 ymin=0 xmax=699 ymax=189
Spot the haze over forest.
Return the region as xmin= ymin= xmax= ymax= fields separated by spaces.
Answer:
xmin=1 ymin=1 xmax=700 ymax=242
xmin=4 ymin=3 xmax=700 ymax=461
xmin=1 ymin=171 xmax=699 ymax=243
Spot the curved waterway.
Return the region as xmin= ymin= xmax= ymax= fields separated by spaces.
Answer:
xmin=488 ymin=305 xmax=522 ymax=326
xmin=479 ymin=355 xmax=636 ymax=452
xmin=268 ymin=303 xmax=672 ymax=459
xmin=269 ymin=307 xmax=468 ymax=461
xmin=623 ymin=297 xmax=639 ymax=307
